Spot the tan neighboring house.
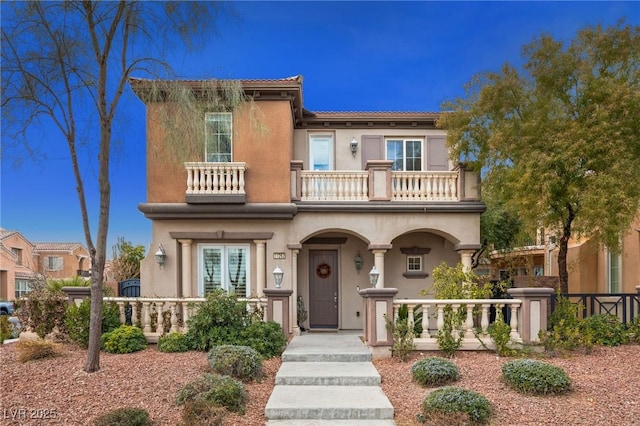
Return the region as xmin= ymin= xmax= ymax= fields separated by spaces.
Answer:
xmin=0 ymin=229 xmax=39 ymax=300
xmin=487 ymin=216 xmax=640 ymax=294
xmin=131 ymin=76 xmax=484 ymax=331
xmin=0 ymin=229 xmax=91 ymax=300
xmin=33 ymin=242 xmax=91 ymax=280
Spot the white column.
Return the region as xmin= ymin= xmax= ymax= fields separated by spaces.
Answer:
xmin=372 ymin=249 xmax=387 ymax=288
xmin=291 ymin=248 xmax=300 ymax=336
xmin=255 ymin=240 xmax=266 ymax=297
xmin=458 ymin=250 xmax=474 ymax=272
xmin=179 ymin=239 xmax=192 ymax=297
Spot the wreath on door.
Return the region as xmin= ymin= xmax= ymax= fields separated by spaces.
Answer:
xmin=316 ymin=262 xmax=331 ymax=279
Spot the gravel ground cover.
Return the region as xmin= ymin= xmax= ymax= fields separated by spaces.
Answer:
xmin=1 ymin=342 xmax=638 ymax=425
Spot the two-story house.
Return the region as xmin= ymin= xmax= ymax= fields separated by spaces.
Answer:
xmin=33 ymin=242 xmax=91 ymax=280
xmin=0 ymin=229 xmax=38 ymax=300
xmin=132 ymin=76 xmax=484 ymax=332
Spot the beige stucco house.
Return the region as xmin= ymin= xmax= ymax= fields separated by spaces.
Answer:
xmin=0 ymin=230 xmax=91 ymax=300
xmin=132 ymin=76 xmax=484 ymax=332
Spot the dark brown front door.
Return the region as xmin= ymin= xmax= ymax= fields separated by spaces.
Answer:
xmin=309 ymin=250 xmax=338 ymax=328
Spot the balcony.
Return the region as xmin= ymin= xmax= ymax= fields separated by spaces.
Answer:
xmin=184 ymin=162 xmax=247 ymax=204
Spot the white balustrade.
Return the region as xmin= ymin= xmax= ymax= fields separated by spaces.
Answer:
xmin=300 ymin=171 xmax=369 ymax=201
xmin=392 ymin=298 xmax=523 ymax=351
xmin=184 ymin=162 xmax=247 ymax=195
xmin=391 ymin=171 xmax=458 ymax=201
xmin=104 ymin=296 xmax=267 ymax=343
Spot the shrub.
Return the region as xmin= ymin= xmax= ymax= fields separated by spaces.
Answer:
xmin=628 ymin=316 xmax=640 ymax=343
xmin=412 ymin=357 xmax=459 ymax=387
xmin=486 ymin=311 xmax=517 ymax=357
xmin=208 ymin=345 xmax=263 ymax=382
xmin=101 ymin=325 xmax=147 ymax=354
xmin=15 ymin=290 xmax=68 ymax=338
xmin=0 ymin=316 xmax=12 ymax=344
xmin=65 ymin=300 xmax=121 ymax=348
xmin=502 ymin=359 xmax=571 ymax=395
xmin=582 ymin=314 xmax=629 ymax=347
xmin=158 ymin=332 xmax=191 ymax=353
xmin=16 ymin=339 xmax=62 ymax=363
xmin=385 ymin=315 xmax=414 ymax=362
xmin=240 ymin=320 xmax=287 ymax=359
xmin=176 ymin=373 xmax=246 ymax=414
xmin=92 ymin=408 xmax=152 ymax=426
xmin=540 ymin=295 xmax=592 ymax=353
xmin=435 ymin=314 xmax=463 ymax=358
xmin=180 ymin=400 xmax=226 ymax=426
xmin=185 ymin=290 xmax=249 ymax=352
xmin=421 ymin=386 xmax=492 ymax=424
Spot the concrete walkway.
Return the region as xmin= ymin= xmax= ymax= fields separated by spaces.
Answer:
xmin=265 ymin=333 xmax=395 ymax=425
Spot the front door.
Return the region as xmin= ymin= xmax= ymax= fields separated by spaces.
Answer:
xmin=309 ymin=250 xmax=338 ymax=328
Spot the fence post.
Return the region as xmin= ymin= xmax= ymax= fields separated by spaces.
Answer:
xmin=62 ymin=286 xmax=91 ymax=306
xmin=263 ymin=288 xmax=293 ymax=340
xmin=359 ymin=287 xmax=398 ymax=359
xmin=507 ymin=287 xmax=554 ymax=344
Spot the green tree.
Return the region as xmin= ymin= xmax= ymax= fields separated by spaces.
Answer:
xmin=1 ymin=1 xmax=230 ymax=372
xmin=111 ymin=237 xmax=145 ymax=282
xmin=439 ymin=22 xmax=640 ymax=292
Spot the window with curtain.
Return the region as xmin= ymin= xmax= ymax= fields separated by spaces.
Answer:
xmin=199 ymin=244 xmax=249 ymax=296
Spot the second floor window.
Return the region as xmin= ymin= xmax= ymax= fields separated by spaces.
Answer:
xmin=205 ymin=112 xmax=232 ymax=162
xmin=46 ymin=256 xmax=63 ymax=271
xmin=386 ymin=139 xmax=422 ymax=171
xmin=11 ymin=247 xmax=23 ymax=265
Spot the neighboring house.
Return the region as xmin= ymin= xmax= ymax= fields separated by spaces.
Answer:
xmin=487 ymin=216 xmax=640 ymax=294
xmin=33 ymin=242 xmax=91 ymax=280
xmin=131 ymin=76 xmax=484 ymax=332
xmin=0 ymin=229 xmax=39 ymax=300
xmin=0 ymin=229 xmax=92 ymax=300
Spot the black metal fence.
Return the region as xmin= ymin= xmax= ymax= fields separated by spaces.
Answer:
xmin=551 ymin=293 xmax=640 ymax=324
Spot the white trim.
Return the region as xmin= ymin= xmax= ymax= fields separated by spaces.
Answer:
xmin=309 ymin=134 xmax=334 ymax=171
xmin=197 ymin=243 xmax=250 ymax=297
xmin=205 ymin=112 xmax=233 ymax=162
xmin=385 ymin=138 xmax=424 ymax=171
xmin=606 ymin=248 xmax=621 ymax=293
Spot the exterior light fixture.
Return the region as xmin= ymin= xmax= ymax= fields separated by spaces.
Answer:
xmin=369 ymin=266 xmax=379 ymax=287
xmin=354 ymin=252 xmax=363 ymax=273
xmin=273 ymin=266 xmax=284 ymax=288
xmin=350 ymin=137 xmax=358 ymax=156
xmin=155 ymin=244 xmax=166 ymax=268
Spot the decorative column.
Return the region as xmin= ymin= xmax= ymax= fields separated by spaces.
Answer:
xmin=458 ymin=250 xmax=475 ymax=272
xmin=369 ymin=244 xmax=392 ymax=288
xmin=507 ymin=287 xmax=554 ymax=343
xmin=359 ymin=287 xmax=398 ymax=359
xmin=255 ymin=240 xmax=266 ymax=297
xmin=178 ymin=239 xmax=192 ymax=297
xmin=288 ymin=244 xmax=302 ymax=336
xmin=263 ymin=288 xmax=293 ymax=340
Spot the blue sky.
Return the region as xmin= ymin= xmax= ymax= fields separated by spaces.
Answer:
xmin=1 ymin=1 xmax=638 ymax=257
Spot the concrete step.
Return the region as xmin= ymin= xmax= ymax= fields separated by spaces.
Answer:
xmin=275 ymin=362 xmax=381 ymax=386
xmin=265 ymin=385 xmax=394 ymax=420
xmin=267 ymin=420 xmax=395 ymax=425
xmin=281 ymin=334 xmax=372 ymax=363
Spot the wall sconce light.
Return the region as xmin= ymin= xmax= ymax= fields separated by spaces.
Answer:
xmin=273 ymin=266 xmax=284 ymax=288
xmin=354 ymin=252 xmax=363 ymax=273
xmin=350 ymin=137 xmax=358 ymax=156
xmin=369 ymin=266 xmax=379 ymax=287
xmin=155 ymin=244 xmax=166 ymax=268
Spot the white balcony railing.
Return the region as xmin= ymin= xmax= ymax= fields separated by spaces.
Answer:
xmin=300 ymin=171 xmax=369 ymax=201
xmin=391 ymin=171 xmax=458 ymax=201
xmin=104 ymin=296 xmax=266 ymax=343
xmin=393 ymin=298 xmax=522 ymax=350
xmin=185 ymin=162 xmax=247 ymax=195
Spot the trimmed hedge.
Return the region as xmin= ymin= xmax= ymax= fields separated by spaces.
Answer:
xmin=502 ymin=359 xmax=571 ymax=395
xmin=412 ymin=357 xmax=459 ymax=387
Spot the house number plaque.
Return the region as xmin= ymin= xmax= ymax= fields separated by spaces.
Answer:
xmin=273 ymin=252 xmax=286 ymax=260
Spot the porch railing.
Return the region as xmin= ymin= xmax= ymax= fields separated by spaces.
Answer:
xmin=551 ymin=293 xmax=640 ymax=325
xmin=391 ymin=171 xmax=458 ymax=201
xmin=393 ymin=298 xmax=523 ymax=350
xmin=103 ymin=296 xmax=266 ymax=343
xmin=184 ymin=162 xmax=247 ymax=195
xmin=300 ymin=171 xmax=369 ymax=201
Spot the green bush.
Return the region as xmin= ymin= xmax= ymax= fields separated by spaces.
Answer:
xmin=412 ymin=357 xmax=459 ymax=387
xmin=158 ymin=332 xmax=191 ymax=353
xmin=176 ymin=373 xmax=246 ymax=414
xmin=628 ymin=316 xmax=640 ymax=343
xmin=240 ymin=320 xmax=287 ymax=359
xmin=185 ymin=290 xmax=249 ymax=352
xmin=180 ymin=400 xmax=226 ymax=426
xmin=208 ymin=345 xmax=263 ymax=382
xmin=421 ymin=386 xmax=492 ymax=425
xmin=0 ymin=316 xmax=11 ymax=344
xmin=540 ymin=295 xmax=592 ymax=353
xmin=15 ymin=290 xmax=68 ymax=338
xmin=385 ymin=315 xmax=414 ymax=362
xmin=65 ymin=300 xmax=121 ymax=348
xmin=92 ymin=408 xmax=152 ymax=426
xmin=582 ymin=314 xmax=629 ymax=346
xmin=487 ymin=310 xmax=517 ymax=357
xmin=501 ymin=359 xmax=571 ymax=395
xmin=101 ymin=325 xmax=147 ymax=354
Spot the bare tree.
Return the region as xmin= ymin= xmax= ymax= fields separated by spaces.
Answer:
xmin=1 ymin=1 xmax=228 ymax=372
